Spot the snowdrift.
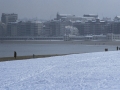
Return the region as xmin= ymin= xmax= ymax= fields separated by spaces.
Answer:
xmin=0 ymin=51 xmax=120 ymax=90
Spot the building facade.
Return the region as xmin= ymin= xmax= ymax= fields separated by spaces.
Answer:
xmin=1 ymin=13 xmax=18 ymax=24
xmin=7 ymin=21 xmax=43 ymax=36
xmin=7 ymin=22 xmax=18 ymax=36
xmin=0 ymin=22 xmax=6 ymax=36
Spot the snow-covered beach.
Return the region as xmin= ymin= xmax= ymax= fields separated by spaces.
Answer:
xmin=0 ymin=51 xmax=120 ymax=90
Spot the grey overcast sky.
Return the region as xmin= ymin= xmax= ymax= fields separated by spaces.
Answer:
xmin=0 ymin=0 xmax=120 ymax=20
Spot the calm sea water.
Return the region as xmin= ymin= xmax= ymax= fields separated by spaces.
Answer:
xmin=0 ymin=43 xmax=117 ymax=57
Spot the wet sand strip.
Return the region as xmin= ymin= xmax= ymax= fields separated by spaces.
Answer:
xmin=0 ymin=54 xmax=69 ymax=62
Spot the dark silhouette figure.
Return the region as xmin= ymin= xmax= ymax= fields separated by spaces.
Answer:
xmin=14 ymin=51 xmax=17 ymax=58
xmin=105 ymin=48 xmax=108 ymax=51
xmin=33 ymin=54 xmax=35 ymax=58
xmin=117 ymin=46 xmax=119 ymax=51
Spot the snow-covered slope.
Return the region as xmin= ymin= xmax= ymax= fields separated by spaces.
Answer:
xmin=0 ymin=51 xmax=120 ymax=90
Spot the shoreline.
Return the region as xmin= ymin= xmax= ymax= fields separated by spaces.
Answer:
xmin=0 ymin=54 xmax=70 ymax=62
xmin=0 ymin=40 xmax=119 ymax=61
xmin=1 ymin=40 xmax=120 ymax=45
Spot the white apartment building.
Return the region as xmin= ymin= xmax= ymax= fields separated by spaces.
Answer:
xmin=31 ymin=21 xmax=43 ymax=36
xmin=107 ymin=33 xmax=120 ymax=41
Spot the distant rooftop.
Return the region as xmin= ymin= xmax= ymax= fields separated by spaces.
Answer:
xmin=31 ymin=21 xmax=42 ymax=23
xmin=84 ymin=14 xmax=98 ymax=17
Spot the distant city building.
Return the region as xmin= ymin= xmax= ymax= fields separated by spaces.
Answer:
xmin=17 ymin=21 xmax=43 ymax=36
xmin=73 ymin=21 xmax=84 ymax=35
xmin=43 ymin=20 xmax=73 ymax=37
xmin=106 ymin=19 xmax=120 ymax=34
xmin=107 ymin=33 xmax=120 ymax=41
xmin=111 ymin=22 xmax=120 ymax=34
xmin=1 ymin=13 xmax=18 ymax=24
xmin=56 ymin=13 xmax=82 ymax=21
xmin=43 ymin=20 xmax=60 ymax=37
xmin=56 ymin=12 xmax=75 ymax=20
xmin=31 ymin=21 xmax=43 ymax=36
xmin=73 ymin=19 xmax=107 ymax=35
xmin=114 ymin=16 xmax=120 ymax=22
xmin=3 ymin=12 xmax=120 ymax=39
xmin=105 ymin=22 xmax=113 ymax=34
xmin=43 ymin=21 xmax=51 ymax=36
xmin=7 ymin=21 xmax=43 ymax=36
xmin=102 ymin=17 xmax=111 ymax=22
xmin=84 ymin=19 xmax=107 ymax=35
xmin=49 ymin=20 xmax=60 ymax=36
xmin=60 ymin=21 xmax=72 ymax=36
xmin=83 ymin=14 xmax=98 ymax=19
xmin=7 ymin=22 xmax=18 ymax=36
xmin=0 ymin=22 xmax=6 ymax=36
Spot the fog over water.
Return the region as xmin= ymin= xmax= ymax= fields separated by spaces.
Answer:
xmin=0 ymin=0 xmax=120 ymax=19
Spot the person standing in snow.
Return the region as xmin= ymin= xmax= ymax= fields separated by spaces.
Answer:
xmin=117 ymin=46 xmax=119 ymax=51
xmin=14 ymin=51 xmax=17 ymax=58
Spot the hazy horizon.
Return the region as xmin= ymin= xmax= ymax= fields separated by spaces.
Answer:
xmin=0 ymin=0 xmax=120 ymax=20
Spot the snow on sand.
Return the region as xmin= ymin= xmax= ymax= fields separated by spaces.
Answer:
xmin=0 ymin=51 xmax=120 ymax=90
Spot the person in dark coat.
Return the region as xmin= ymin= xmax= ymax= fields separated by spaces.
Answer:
xmin=14 ymin=51 xmax=17 ymax=58
xmin=117 ymin=46 xmax=119 ymax=51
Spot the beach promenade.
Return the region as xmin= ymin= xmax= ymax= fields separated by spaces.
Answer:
xmin=1 ymin=40 xmax=120 ymax=45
